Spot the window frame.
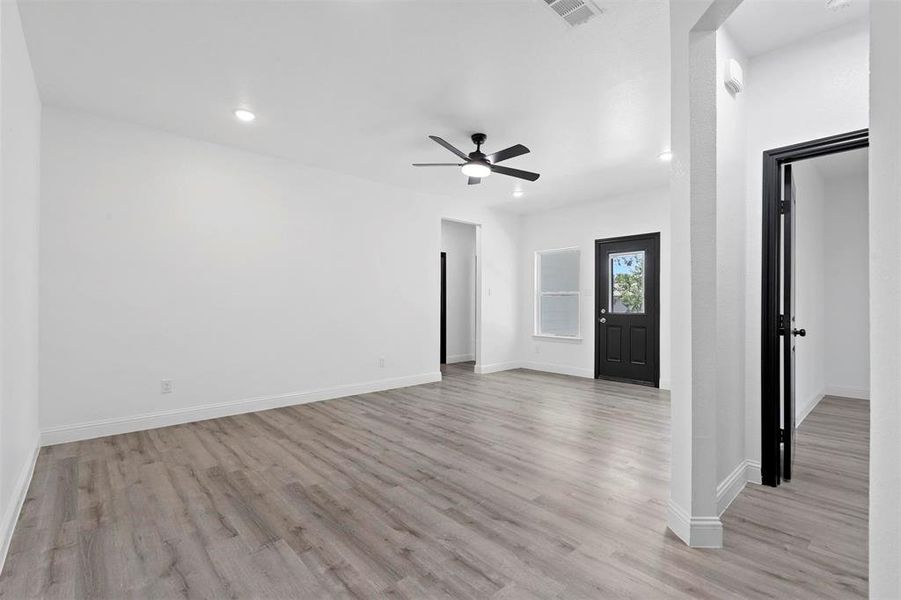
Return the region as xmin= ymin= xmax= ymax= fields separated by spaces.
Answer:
xmin=534 ymin=247 xmax=582 ymax=340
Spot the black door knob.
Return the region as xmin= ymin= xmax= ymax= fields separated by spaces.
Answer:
xmin=792 ymin=328 xmax=806 ymax=337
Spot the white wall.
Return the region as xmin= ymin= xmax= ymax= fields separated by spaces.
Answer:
xmin=39 ymin=107 xmax=522 ymax=443
xmin=715 ymin=26 xmax=749 ymax=490
xmin=440 ymin=220 xmax=475 ymax=363
xmin=823 ymin=171 xmax=869 ymax=399
xmin=667 ymin=0 xmax=725 ymax=548
xmin=741 ymin=19 xmax=869 ymax=467
xmin=518 ymin=187 xmax=671 ymax=385
xmin=792 ymin=161 xmax=827 ymax=422
xmin=869 ymin=2 xmax=901 ymax=594
xmin=0 ymin=0 xmax=42 ymax=569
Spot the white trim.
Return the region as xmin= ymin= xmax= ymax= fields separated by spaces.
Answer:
xmin=666 ymin=500 xmax=723 ymax=548
xmin=717 ymin=460 xmax=747 ymax=516
xmin=715 ymin=459 xmax=762 ymax=517
xmin=532 ymin=335 xmax=583 ymax=342
xmin=716 ymin=459 xmax=751 ymax=515
xmin=746 ymin=460 xmax=762 ymax=485
xmin=41 ymin=372 xmax=442 ymax=446
xmin=659 ymin=379 xmax=671 ymax=391
xmin=824 ymin=385 xmax=870 ymax=400
xmin=797 ymin=389 xmax=826 ymax=426
xmin=475 ymin=361 xmax=522 ymax=375
xmin=520 ymin=361 xmax=594 ymax=379
xmin=0 ymin=439 xmax=40 ymax=574
xmin=446 ymin=353 xmax=475 ymax=364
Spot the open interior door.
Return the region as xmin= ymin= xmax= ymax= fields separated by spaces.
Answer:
xmin=782 ymin=164 xmax=798 ymax=480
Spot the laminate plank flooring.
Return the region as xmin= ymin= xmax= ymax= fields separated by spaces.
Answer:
xmin=0 ymin=364 xmax=867 ymax=599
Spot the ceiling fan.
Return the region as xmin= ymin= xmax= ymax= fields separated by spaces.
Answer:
xmin=413 ymin=133 xmax=540 ymax=185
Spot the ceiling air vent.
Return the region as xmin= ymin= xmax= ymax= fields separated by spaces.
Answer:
xmin=543 ymin=0 xmax=603 ymax=27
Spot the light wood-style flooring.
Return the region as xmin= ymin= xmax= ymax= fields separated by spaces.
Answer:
xmin=0 ymin=364 xmax=867 ymax=599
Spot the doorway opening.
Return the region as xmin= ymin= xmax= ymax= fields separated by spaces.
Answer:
xmin=760 ymin=130 xmax=869 ymax=487
xmin=440 ymin=220 xmax=479 ymax=374
xmin=594 ymin=233 xmax=661 ymax=387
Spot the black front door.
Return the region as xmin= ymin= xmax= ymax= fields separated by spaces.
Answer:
xmin=595 ymin=233 xmax=660 ymax=387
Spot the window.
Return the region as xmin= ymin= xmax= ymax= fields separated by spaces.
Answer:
xmin=535 ymin=248 xmax=580 ymax=338
xmin=609 ymin=250 xmax=646 ymax=314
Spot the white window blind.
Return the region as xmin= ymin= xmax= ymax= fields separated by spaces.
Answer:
xmin=535 ymin=248 xmax=580 ymax=338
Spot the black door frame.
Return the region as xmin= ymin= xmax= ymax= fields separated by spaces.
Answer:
xmin=594 ymin=232 xmax=661 ymax=387
xmin=440 ymin=252 xmax=447 ymax=364
xmin=760 ymin=128 xmax=868 ymax=487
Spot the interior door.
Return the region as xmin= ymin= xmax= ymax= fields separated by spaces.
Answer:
xmin=595 ymin=234 xmax=660 ymax=387
xmin=782 ymin=165 xmax=798 ymax=480
xmin=440 ymin=252 xmax=446 ymax=364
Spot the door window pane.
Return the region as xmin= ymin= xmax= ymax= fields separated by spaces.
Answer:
xmin=609 ymin=251 xmax=645 ymax=314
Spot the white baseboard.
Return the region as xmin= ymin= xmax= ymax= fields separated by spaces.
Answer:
xmin=824 ymin=385 xmax=870 ymax=400
xmin=478 ymin=360 xmax=670 ymax=390
xmin=474 ymin=361 xmax=522 ymax=375
xmin=666 ymin=500 xmax=723 ymax=548
xmin=714 ymin=458 xmax=762 ymax=518
xmin=0 ymin=438 xmax=40 ymax=574
xmin=797 ymin=390 xmax=826 ymax=426
xmin=41 ymin=372 xmax=442 ymax=446
xmin=446 ymin=353 xmax=475 ymax=364
xmin=746 ymin=460 xmax=762 ymax=485
xmin=717 ymin=461 xmax=747 ymax=516
xmin=519 ymin=361 xmax=594 ymax=379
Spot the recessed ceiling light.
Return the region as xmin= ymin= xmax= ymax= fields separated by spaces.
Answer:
xmin=658 ymin=150 xmax=673 ymax=162
xmin=512 ymin=190 xmax=524 ymax=198
xmin=233 ymin=108 xmax=256 ymax=123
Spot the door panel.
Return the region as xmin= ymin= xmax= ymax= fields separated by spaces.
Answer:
xmin=440 ymin=252 xmax=446 ymax=364
xmin=630 ymin=327 xmax=647 ymax=364
xmin=782 ymin=165 xmax=797 ymax=480
xmin=606 ymin=327 xmax=622 ymax=361
xmin=595 ymin=234 xmax=660 ymax=386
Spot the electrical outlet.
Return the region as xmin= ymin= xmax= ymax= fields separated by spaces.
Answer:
xmin=378 ymin=357 xmax=385 ymax=368
xmin=160 ymin=379 xmax=174 ymax=394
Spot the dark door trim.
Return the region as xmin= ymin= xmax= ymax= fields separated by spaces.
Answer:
xmin=594 ymin=232 xmax=661 ymax=387
xmin=760 ymin=128 xmax=868 ymax=487
xmin=440 ymin=252 xmax=447 ymax=364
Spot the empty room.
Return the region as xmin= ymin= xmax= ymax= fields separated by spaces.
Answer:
xmin=1 ymin=0 xmax=899 ymax=598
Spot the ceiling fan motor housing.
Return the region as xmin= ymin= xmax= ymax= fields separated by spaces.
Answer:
xmin=470 ymin=133 xmax=488 ymax=160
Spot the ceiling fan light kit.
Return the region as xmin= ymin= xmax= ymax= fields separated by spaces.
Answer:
xmin=461 ymin=162 xmax=491 ymax=178
xmin=413 ymin=132 xmax=540 ymax=186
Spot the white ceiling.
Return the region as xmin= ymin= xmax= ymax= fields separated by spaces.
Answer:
xmin=807 ymin=147 xmax=868 ymax=181
xmin=724 ymin=0 xmax=869 ymax=57
xmin=19 ymin=0 xmax=671 ymax=213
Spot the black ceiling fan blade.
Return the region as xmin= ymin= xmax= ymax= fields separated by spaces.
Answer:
xmin=491 ymin=164 xmax=540 ymax=181
xmin=412 ymin=163 xmax=463 ymax=167
xmin=428 ymin=136 xmax=470 ymax=161
xmin=487 ymin=144 xmax=530 ymax=164
xmin=467 ymin=177 xmax=481 ymax=185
